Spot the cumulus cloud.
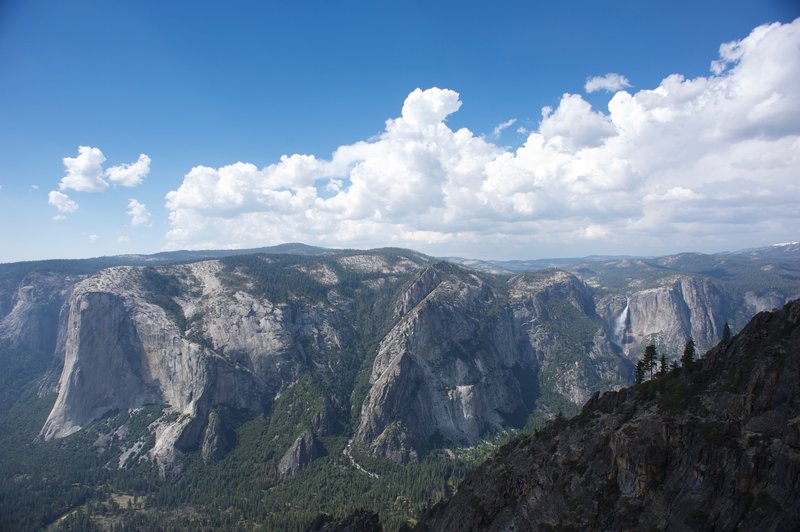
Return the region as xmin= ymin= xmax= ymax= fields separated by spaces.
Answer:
xmin=539 ymin=94 xmax=617 ymax=150
xmin=400 ymin=87 xmax=461 ymax=127
xmin=107 ymin=154 xmax=151 ymax=187
xmin=60 ymin=146 xmax=107 ymax=192
xmin=585 ymin=73 xmax=631 ymax=93
xmin=164 ymin=20 xmax=800 ymax=257
xmin=48 ymin=190 xmax=78 ymax=213
xmin=57 ymin=146 xmax=150 ymax=193
xmin=127 ymin=198 xmax=151 ymax=226
xmin=51 ymin=146 xmax=151 ymax=218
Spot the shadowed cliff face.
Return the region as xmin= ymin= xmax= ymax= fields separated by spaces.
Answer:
xmin=509 ymin=270 xmax=628 ymax=409
xmin=0 ymin=247 xmax=796 ymax=476
xmin=419 ymin=299 xmax=800 ymax=531
xmin=353 ymin=264 xmax=636 ymax=463
xmin=354 ymin=263 xmax=526 ymax=462
xmin=0 ymin=272 xmax=74 ymax=356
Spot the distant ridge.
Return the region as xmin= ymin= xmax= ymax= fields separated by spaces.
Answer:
xmin=445 ymin=240 xmax=800 ymax=274
xmin=3 ymin=240 xmax=797 ymax=271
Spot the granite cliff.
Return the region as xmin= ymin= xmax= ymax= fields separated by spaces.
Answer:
xmin=0 ymin=245 xmax=796 ymax=478
xmin=601 ymin=275 xmax=734 ymax=361
xmin=419 ymin=299 xmax=800 ymax=530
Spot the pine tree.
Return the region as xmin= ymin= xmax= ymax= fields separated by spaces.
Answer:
xmin=643 ymin=344 xmax=657 ymax=380
xmin=722 ymin=322 xmax=732 ymax=342
xmin=635 ymin=358 xmax=645 ymax=384
xmin=681 ymin=338 xmax=696 ymax=370
xmin=659 ymin=353 xmax=667 ymax=376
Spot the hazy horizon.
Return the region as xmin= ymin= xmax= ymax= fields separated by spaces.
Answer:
xmin=3 ymin=238 xmax=799 ymax=267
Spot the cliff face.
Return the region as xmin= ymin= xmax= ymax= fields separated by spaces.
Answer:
xmin=605 ymin=276 xmax=734 ymax=359
xmin=420 ymin=299 xmax=800 ymax=531
xmin=354 ymin=264 xmax=639 ymax=463
xmin=355 ymin=263 xmax=525 ymax=462
xmin=36 ymin=260 xmax=363 ymax=476
xmin=40 ymin=290 xmax=159 ymax=440
xmin=509 ymin=270 xmax=628 ymax=409
xmin=0 ymin=247 xmax=796 ymax=476
xmin=278 ymin=430 xmax=321 ymax=480
xmin=0 ymin=272 xmax=75 ymax=356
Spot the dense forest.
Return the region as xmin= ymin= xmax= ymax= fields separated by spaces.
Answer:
xmin=0 ymin=354 xmax=512 ymax=530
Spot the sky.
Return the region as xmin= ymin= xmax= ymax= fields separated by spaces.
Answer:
xmin=1 ymin=0 xmax=799 ymax=263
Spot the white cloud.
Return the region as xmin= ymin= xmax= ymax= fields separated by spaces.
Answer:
xmin=400 ymin=87 xmax=461 ymax=127
xmin=585 ymin=73 xmax=631 ymax=93
xmin=88 ymin=234 xmax=98 ymax=243
xmin=127 ymin=198 xmax=151 ymax=226
xmin=59 ymin=146 xmax=108 ymax=192
xmin=48 ymin=190 xmax=78 ymax=213
xmin=643 ymin=187 xmax=705 ymax=203
xmin=164 ymin=19 xmax=800 ymax=258
xmin=106 ymin=154 xmax=151 ymax=187
xmin=50 ymin=147 xmax=152 ymax=219
xmin=57 ymin=146 xmax=150 ymax=192
xmin=492 ymin=118 xmax=517 ymax=138
xmin=117 ymin=235 xmax=130 ymax=243
xmin=539 ymin=93 xmax=617 ymax=150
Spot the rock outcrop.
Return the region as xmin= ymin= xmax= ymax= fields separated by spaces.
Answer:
xmin=278 ymin=431 xmax=321 ymax=480
xmin=201 ymin=409 xmax=236 ymax=464
xmin=419 ymin=299 xmax=800 ymax=531
xmin=355 ymin=262 xmax=526 ymax=462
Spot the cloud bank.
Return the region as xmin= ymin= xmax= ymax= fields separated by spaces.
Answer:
xmin=165 ymin=19 xmax=800 ymax=258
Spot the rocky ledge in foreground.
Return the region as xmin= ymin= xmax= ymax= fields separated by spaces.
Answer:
xmin=419 ymin=299 xmax=800 ymax=531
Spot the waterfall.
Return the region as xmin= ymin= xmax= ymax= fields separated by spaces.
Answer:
xmin=613 ymin=300 xmax=629 ymax=347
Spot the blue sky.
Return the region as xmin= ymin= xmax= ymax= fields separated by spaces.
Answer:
xmin=1 ymin=1 xmax=798 ymax=262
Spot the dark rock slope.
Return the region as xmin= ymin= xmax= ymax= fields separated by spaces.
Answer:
xmin=419 ymin=299 xmax=800 ymax=531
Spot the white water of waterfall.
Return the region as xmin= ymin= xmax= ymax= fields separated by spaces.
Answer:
xmin=613 ymin=301 xmax=629 ymax=347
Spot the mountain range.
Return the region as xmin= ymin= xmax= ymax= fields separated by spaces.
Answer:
xmin=0 ymin=242 xmax=798 ymax=529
